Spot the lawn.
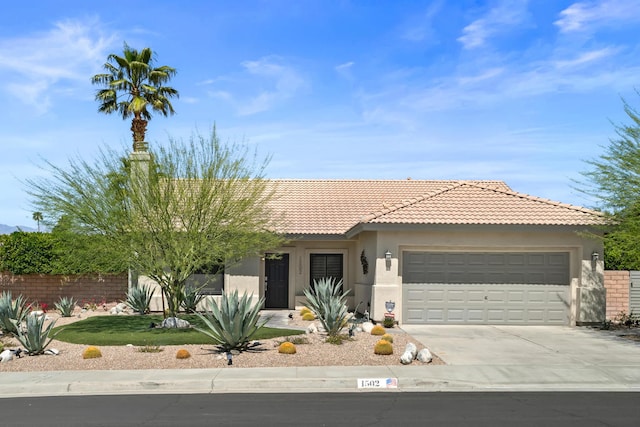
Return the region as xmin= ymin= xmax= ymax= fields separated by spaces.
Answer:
xmin=51 ymin=315 xmax=305 ymax=346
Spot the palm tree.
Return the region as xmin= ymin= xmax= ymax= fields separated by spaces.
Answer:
xmin=32 ymin=211 xmax=43 ymax=232
xmin=91 ymin=43 xmax=179 ymax=152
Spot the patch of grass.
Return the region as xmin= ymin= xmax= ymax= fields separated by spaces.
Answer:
xmin=325 ymin=333 xmax=352 ymax=345
xmin=51 ymin=315 xmax=304 ymax=346
xmin=137 ymin=343 xmax=163 ymax=353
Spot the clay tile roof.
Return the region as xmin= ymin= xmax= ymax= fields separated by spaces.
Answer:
xmin=265 ymin=180 xmax=603 ymax=235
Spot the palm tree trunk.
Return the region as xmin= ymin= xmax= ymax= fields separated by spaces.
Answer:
xmin=131 ymin=117 xmax=149 ymax=152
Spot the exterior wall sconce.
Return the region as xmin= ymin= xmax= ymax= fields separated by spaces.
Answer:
xmin=591 ymin=251 xmax=599 ymax=262
xmin=385 ymin=250 xmax=392 ymax=271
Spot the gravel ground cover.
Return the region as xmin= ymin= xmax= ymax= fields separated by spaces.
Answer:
xmin=0 ymin=307 xmax=443 ymax=371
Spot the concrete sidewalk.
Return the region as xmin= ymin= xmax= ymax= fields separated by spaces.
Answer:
xmin=2 ymin=323 xmax=640 ymax=398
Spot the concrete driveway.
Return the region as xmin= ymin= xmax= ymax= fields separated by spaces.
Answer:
xmin=400 ymin=325 xmax=640 ymax=367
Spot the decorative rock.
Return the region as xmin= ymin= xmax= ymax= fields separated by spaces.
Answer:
xmin=161 ymin=317 xmax=191 ymax=329
xmin=400 ymin=351 xmax=414 ymax=365
xmin=306 ymin=323 xmax=318 ymax=334
xmin=29 ymin=310 xmax=44 ymax=317
xmin=417 ymin=348 xmax=432 ymax=363
xmin=361 ymin=322 xmax=374 ymax=333
xmin=404 ymin=342 xmax=418 ymax=358
xmin=44 ymin=348 xmax=60 ymax=356
xmin=400 ymin=342 xmax=418 ymax=365
xmin=110 ymin=302 xmax=128 ymax=315
xmin=1 ymin=349 xmax=13 ymax=363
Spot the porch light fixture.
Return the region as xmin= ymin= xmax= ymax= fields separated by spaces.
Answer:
xmin=591 ymin=251 xmax=599 ymax=262
xmin=384 ymin=250 xmax=392 ymax=271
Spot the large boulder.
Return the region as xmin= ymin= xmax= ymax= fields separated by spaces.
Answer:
xmin=400 ymin=342 xmax=418 ymax=365
xmin=417 ymin=348 xmax=433 ymax=363
xmin=361 ymin=322 xmax=374 ymax=333
xmin=161 ymin=317 xmax=191 ymax=329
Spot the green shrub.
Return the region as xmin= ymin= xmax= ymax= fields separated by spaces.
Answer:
xmin=125 ymin=283 xmax=155 ymax=315
xmin=374 ymin=339 xmax=393 ymax=355
xmin=278 ymin=342 xmax=297 ymax=354
xmin=82 ymin=346 xmax=102 ymax=359
xmin=303 ymin=277 xmax=350 ymax=338
xmin=193 ymin=290 xmax=266 ymax=352
xmin=371 ymin=324 xmax=385 ymax=336
xmin=325 ymin=333 xmax=351 ymax=345
xmin=54 ymin=296 xmax=77 ymax=317
xmin=383 ymin=317 xmax=395 ymax=328
xmin=12 ymin=314 xmax=62 ymax=355
xmin=0 ymin=291 xmax=32 ymax=335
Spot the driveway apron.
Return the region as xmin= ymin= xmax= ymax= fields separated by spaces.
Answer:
xmin=400 ymin=325 xmax=640 ymax=367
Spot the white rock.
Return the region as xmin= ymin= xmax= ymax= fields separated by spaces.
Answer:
xmin=161 ymin=317 xmax=191 ymax=329
xmin=110 ymin=307 xmax=118 ymax=315
xmin=417 ymin=348 xmax=433 ymax=363
xmin=404 ymin=342 xmax=418 ymax=359
xmin=44 ymin=348 xmax=59 ymax=356
xmin=116 ymin=302 xmax=127 ymax=311
xmin=400 ymin=351 xmax=414 ymax=365
xmin=29 ymin=310 xmax=44 ymax=317
xmin=0 ymin=349 xmax=13 ymax=363
xmin=306 ymin=323 xmax=318 ymax=334
xmin=361 ymin=322 xmax=374 ymax=333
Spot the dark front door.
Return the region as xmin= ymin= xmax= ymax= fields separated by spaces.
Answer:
xmin=265 ymin=254 xmax=289 ymax=308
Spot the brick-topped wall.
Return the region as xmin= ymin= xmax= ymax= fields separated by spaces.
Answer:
xmin=0 ymin=272 xmax=128 ymax=307
xmin=604 ymin=270 xmax=629 ymax=320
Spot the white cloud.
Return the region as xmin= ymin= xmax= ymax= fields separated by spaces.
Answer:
xmin=400 ymin=0 xmax=443 ymax=42
xmin=237 ymin=56 xmax=307 ymax=115
xmin=457 ymin=0 xmax=529 ymax=49
xmin=555 ymin=0 xmax=640 ymax=32
xmin=553 ymin=47 xmax=619 ymax=68
xmin=0 ymin=18 xmax=116 ymax=113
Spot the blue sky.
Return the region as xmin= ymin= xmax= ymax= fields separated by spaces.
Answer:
xmin=1 ymin=0 xmax=639 ymax=227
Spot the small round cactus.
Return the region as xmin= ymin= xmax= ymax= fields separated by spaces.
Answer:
xmin=278 ymin=342 xmax=297 ymax=354
xmin=302 ymin=312 xmax=316 ymax=321
xmin=82 ymin=346 xmax=102 ymax=359
xmin=176 ymin=349 xmax=191 ymax=359
xmin=380 ymin=333 xmax=394 ymax=343
xmin=371 ymin=324 xmax=386 ymax=335
xmin=374 ymin=339 xmax=393 ymax=355
xmin=300 ymin=307 xmax=312 ymax=316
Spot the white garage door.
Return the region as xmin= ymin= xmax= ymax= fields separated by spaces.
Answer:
xmin=402 ymin=252 xmax=571 ymax=325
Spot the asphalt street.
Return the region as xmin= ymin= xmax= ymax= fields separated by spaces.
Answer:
xmin=1 ymin=392 xmax=639 ymax=427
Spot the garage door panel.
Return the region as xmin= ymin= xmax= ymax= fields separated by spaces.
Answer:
xmin=402 ymin=251 xmax=570 ymax=325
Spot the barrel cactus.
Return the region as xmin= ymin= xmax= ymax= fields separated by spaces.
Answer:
xmin=380 ymin=333 xmax=394 ymax=343
xmin=278 ymin=342 xmax=297 ymax=354
xmin=374 ymin=339 xmax=393 ymax=355
xmin=300 ymin=307 xmax=312 ymax=316
xmin=176 ymin=349 xmax=191 ymax=359
xmin=371 ymin=324 xmax=385 ymax=336
xmin=302 ymin=312 xmax=316 ymax=321
xmin=82 ymin=346 xmax=102 ymax=359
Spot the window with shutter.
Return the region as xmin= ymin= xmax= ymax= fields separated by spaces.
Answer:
xmin=310 ymin=253 xmax=343 ymax=288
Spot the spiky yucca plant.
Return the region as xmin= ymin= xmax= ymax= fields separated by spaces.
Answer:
xmin=11 ymin=314 xmax=62 ymax=355
xmin=194 ymin=290 xmax=266 ymax=352
xmin=0 ymin=291 xmax=32 ymax=335
xmin=125 ymin=284 xmax=155 ymax=315
xmin=54 ymin=296 xmax=77 ymax=317
xmin=181 ymin=285 xmax=206 ymax=313
xmin=303 ymin=277 xmax=350 ymax=337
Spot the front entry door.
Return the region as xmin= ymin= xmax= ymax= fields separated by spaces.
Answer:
xmin=265 ymin=254 xmax=289 ymax=308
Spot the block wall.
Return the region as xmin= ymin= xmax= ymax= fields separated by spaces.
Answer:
xmin=604 ymin=270 xmax=629 ymax=320
xmin=0 ymin=271 xmax=128 ymax=307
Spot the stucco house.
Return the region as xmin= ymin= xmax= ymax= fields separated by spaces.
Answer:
xmin=144 ymin=179 xmax=605 ymax=326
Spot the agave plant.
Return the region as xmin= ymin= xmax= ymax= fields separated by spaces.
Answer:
xmin=125 ymin=283 xmax=155 ymax=315
xmin=181 ymin=284 xmax=206 ymax=313
xmin=11 ymin=314 xmax=62 ymax=355
xmin=303 ymin=277 xmax=351 ymax=337
xmin=0 ymin=291 xmax=32 ymax=336
xmin=193 ymin=290 xmax=266 ymax=352
xmin=54 ymin=296 xmax=77 ymax=317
